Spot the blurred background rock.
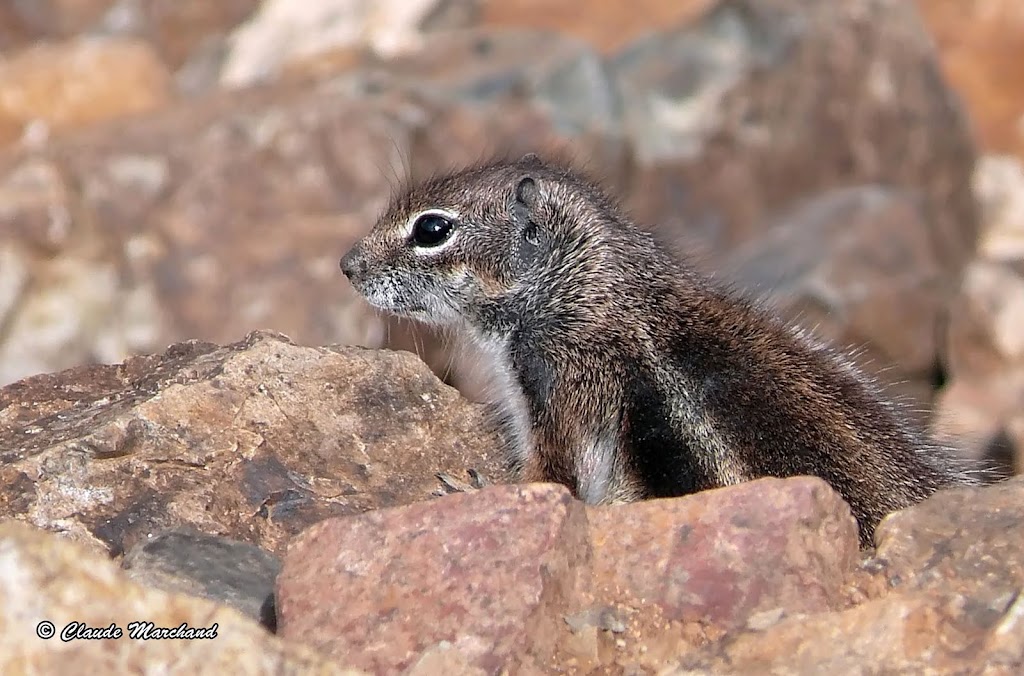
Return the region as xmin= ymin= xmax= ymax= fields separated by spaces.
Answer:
xmin=0 ymin=0 xmax=1021 ymax=475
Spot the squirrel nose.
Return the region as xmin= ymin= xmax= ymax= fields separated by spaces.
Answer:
xmin=339 ymin=248 xmax=366 ymax=281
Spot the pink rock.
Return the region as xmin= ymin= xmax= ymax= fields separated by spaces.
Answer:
xmin=276 ymin=484 xmax=591 ymax=673
xmin=588 ymin=476 xmax=860 ymax=627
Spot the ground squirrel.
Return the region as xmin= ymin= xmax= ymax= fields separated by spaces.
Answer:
xmin=340 ymin=154 xmax=976 ymax=544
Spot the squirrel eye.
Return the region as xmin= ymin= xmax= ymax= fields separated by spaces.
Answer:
xmin=410 ymin=214 xmax=454 ymax=247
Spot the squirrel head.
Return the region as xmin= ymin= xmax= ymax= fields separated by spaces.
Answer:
xmin=340 ymin=153 xmax=611 ymax=332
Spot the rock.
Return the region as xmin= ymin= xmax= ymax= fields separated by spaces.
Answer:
xmin=0 ymin=1 xmax=259 ymax=75
xmin=932 ymin=372 xmax=1024 ymax=475
xmin=916 ymin=0 xmax=1024 ymax=160
xmin=943 ymin=156 xmax=1024 ymax=386
xmin=0 ymin=4 xmax=38 ymax=53
xmin=0 ymin=331 xmax=507 ymax=557
xmin=936 ymin=155 xmax=1024 ymax=472
xmin=479 ymin=0 xmax=715 ymax=53
xmin=611 ymin=0 xmax=978 ymax=275
xmin=873 ymin=476 xmax=1024 ymax=595
xmin=220 ymin=0 xmax=451 ymax=88
xmin=4 ymin=0 xmax=116 ymax=40
xmin=663 ymin=477 xmax=1024 ymax=673
xmin=666 ymin=588 xmax=1024 ymax=674
xmin=276 ymin=484 xmax=591 ymax=674
xmin=945 ymin=259 xmax=1024 ymax=381
xmin=0 ymin=520 xmax=350 ymax=673
xmin=725 ymin=185 xmax=947 ymax=413
xmin=588 ymin=477 xmax=859 ymax=627
xmin=0 ymin=37 xmax=173 ymax=148
xmin=277 ymin=477 xmax=866 ymax=672
xmin=973 ymin=154 xmax=1024 ymax=261
xmin=0 ymin=85 xmax=409 ymax=386
xmin=106 ymin=0 xmax=261 ymax=71
xmin=121 ymin=529 xmax=282 ymax=629
xmin=377 ymin=29 xmax=626 ymax=182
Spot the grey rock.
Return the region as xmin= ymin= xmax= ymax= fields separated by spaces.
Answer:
xmin=726 ymin=185 xmax=949 ymax=418
xmin=122 ymin=529 xmax=282 ymax=629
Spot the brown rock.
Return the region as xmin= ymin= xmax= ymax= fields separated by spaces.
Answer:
xmin=973 ymin=154 xmax=1024 ymax=261
xmin=126 ymin=0 xmax=260 ymax=70
xmin=666 ymin=588 xmax=1024 ymax=674
xmin=0 ymin=520 xmax=350 ymax=673
xmin=945 ymin=259 xmax=1024 ymax=380
xmin=0 ymin=84 xmax=407 ymax=386
xmin=945 ymin=157 xmax=1024 ymax=386
xmin=932 ymin=372 xmax=1024 ymax=474
xmin=252 ymin=26 xmax=630 ymax=191
xmin=612 ymin=0 xmax=978 ymax=274
xmin=916 ymin=0 xmax=1024 ymax=160
xmin=272 ymin=476 xmax=864 ymax=672
xmin=276 ymin=483 xmax=591 ymax=674
xmin=0 ymin=3 xmax=40 ymax=52
xmin=1 ymin=0 xmax=259 ymax=72
xmin=873 ymin=476 xmax=1024 ymax=595
xmin=367 ymin=29 xmax=628 ymax=186
xmin=0 ymin=37 xmax=173 ymax=148
xmin=0 ymin=331 xmax=507 ymax=557
xmin=479 ymin=0 xmax=715 ymax=54
xmin=663 ymin=478 xmax=1024 ymax=673
xmin=5 ymin=0 xmax=116 ymax=39
xmin=936 ymin=154 xmax=1024 ymax=475
xmin=588 ymin=477 xmax=859 ymax=628
xmin=725 ymin=186 xmax=947 ymax=414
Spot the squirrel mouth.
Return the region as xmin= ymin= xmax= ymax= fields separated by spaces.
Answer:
xmin=359 ymin=289 xmax=429 ymax=318
xmin=348 ymin=276 xmax=450 ymax=325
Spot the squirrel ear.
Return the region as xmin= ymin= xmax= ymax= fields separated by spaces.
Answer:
xmin=520 ymin=152 xmax=543 ymax=167
xmin=515 ymin=176 xmax=539 ymax=210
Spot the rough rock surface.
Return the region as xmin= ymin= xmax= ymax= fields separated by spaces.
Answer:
xmin=667 ymin=588 xmax=1024 ymax=674
xmin=0 ymin=87 xmax=417 ymax=385
xmin=478 ymin=0 xmax=715 ymax=53
xmin=278 ymin=484 xmax=592 ymax=674
xmin=278 ymin=477 xmax=861 ymax=673
xmin=0 ymin=520 xmax=351 ymax=674
xmin=121 ymin=529 xmax=281 ymax=629
xmin=873 ymin=476 xmax=1024 ymax=596
xmin=220 ymin=0 xmax=448 ymax=87
xmin=0 ymin=330 xmax=507 ymax=558
xmin=588 ymin=477 xmax=859 ymax=626
xmin=668 ymin=477 xmax=1024 ymax=673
